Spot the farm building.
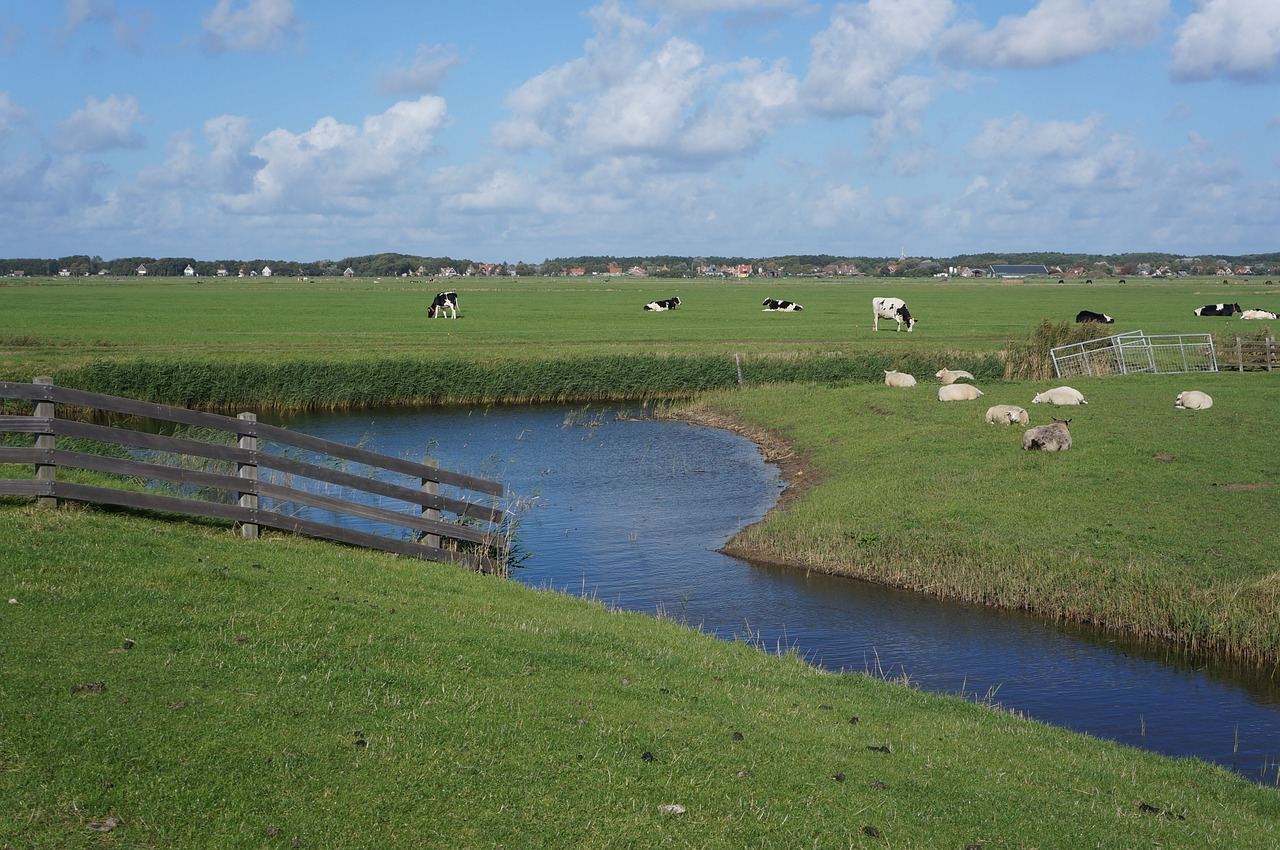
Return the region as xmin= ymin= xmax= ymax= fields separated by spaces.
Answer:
xmin=343 ymin=267 xmax=355 ymax=277
xmin=216 ymin=267 xmax=228 ymax=276
xmin=990 ymin=264 xmax=1049 ymax=278
xmin=58 ymin=268 xmax=71 ymax=277
xmin=261 ymin=266 xmax=273 ymax=277
xmin=184 ymin=264 xmax=195 ymax=277
xmin=136 ymin=264 xmax=147 ymax=276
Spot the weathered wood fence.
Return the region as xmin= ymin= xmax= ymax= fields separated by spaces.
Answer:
xmin=0 ymin=379 xmax=507 ymax=572
xmin=1226 ymin=335 xmax=1278 ymax=373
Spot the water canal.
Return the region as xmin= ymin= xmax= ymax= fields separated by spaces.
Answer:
xmin=271 ymin=404 xmax=1280 ymax=783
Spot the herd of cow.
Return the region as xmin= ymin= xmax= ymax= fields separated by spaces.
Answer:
xmin=425 ymin=289 xmax=1276 ymax=325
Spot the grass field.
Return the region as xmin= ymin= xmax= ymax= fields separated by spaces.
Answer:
xmin=2 ymin=275 xmax=1277 ymax=376
xmin=688 ymin=372 xmax=1280 ymax=663
xmin=2 ymin=505 xmax=1277 ymax=848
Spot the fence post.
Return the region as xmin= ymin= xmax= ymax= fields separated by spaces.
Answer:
xmin=33 ymin=376 xmax=56 ymax=509
xmin=421 ymin=459 xmax=441 ymax=549
xmin=734 ymin=353 xmax=744 ymax=387
xmin=1236 ymin=337 xmax=1244 ymax=373
xmin=1268 ymin=335 xmax=1275 ymax=373
xmin=236 ymin=412 xmax=258 ymax=539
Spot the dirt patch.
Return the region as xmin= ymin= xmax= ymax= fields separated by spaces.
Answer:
xmin=1217 ymin=482 xmax=1273 ymax=492
xmin=1153 ymin=452 xmax=1177 ymax=463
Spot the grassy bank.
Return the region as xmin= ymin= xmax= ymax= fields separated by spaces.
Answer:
xmin=1 ymin=504 xmax=1277 ymax=848
xmin=686 ymin=372 xmax=1280 ymax=664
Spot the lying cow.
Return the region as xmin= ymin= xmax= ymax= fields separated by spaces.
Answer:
xmin=872 ymin=297 xmax=916 ymax=332
xmin=762 ymin=298 xmax=804 ymax=312
xmin=427 ymin=290 xmax=458 ymax=319
xmin=1075 ymin=310 xmax=1114 ymax=324
xmin=1194 ymin=303 xmax=1241 ymax=317
xmin=643 ymin=296 xmax=681 ymax=312
xmin=1240 ymin=309 xmax=1278 ymax=320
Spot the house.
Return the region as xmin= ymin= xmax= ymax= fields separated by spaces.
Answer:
xmin=606 ymin=262 xmax=623 ymax=275
xmin=416 ymin=265 xmax=428 ymax=277
xmin=8 ymin=270 xmax=25 ymax=277
xmin=58 ymin=268 xmax=71 ymax=277
xmin=567 ymin=267 xmax=586 ymax=277
xmin=249 ymin=270 xmax=258 ymax=277
xmin=440 ymin=267 xmax=458 ymax=277
xmin=97 ymin=269 xmax=108 ymax=276
xmin=343 ymin=267 xmax=355 ymax=277
xmin=136 ymin=264 xmax=148 ymax=276
xmin=216 ymin=266 xmax=229 ymax=277
xmin=626 ymin=265 xmax=646 ymax=277
xmin=184 ymin=264 xmax=196 ymax=277
xmin=989 ymin=264 xmax=1049 ymax=278
xmin=1236 ymin=266 xmax=1252 ymax=276
xmin=261 ymin=266 xmax=272 ymax=277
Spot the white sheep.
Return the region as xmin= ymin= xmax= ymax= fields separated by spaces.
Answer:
xmin=1023 ymin=418 xmax=1072 ymax=452
xmin=935 ymin=368 xmax=975 ymax=385
xmin=1240 ymin=309 xmax=1278 ymax=320
xmin=938 ymin=384 xmax=983 ymax=401
xmin=1175 ymin=390 xmax=1213 ymax=410
xmin=884 ymin=370 xmax=917 ymax=388
xmin=985 ymin=404 xmax=1029 ymax=425
xmin=1032 ymin=386 xmax=1087 ymax=406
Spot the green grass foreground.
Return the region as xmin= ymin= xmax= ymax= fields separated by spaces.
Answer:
xmin=690 ymin=372 xmax=1280 ymax=664
xmin=1 ymin=506 xmax=1277 ymax=848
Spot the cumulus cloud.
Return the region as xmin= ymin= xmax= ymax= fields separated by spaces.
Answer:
xmin=377 ymin=44 xmax=461 ymax=95
xmin=202 ymin=0 xmax=299 ymax=52
xmin=646 ymin=0 xmax=807 ymax=12
xmin=0 ymin=92 xmax=28 ymax=137
xmin=802 ymin=0 xmax=954 ymax=117
xmin=1171 ymin=0 xmax=1280 ymax=80
xmin=968 ymin=112 xmax=1145 ymax=192
xmin=938 ymin=0 xmax=1169 ymax=69
xmin=216 ymin=95 xmax=447 ymax=213
xmin=56 ymin=95 xmax=144 ymax=152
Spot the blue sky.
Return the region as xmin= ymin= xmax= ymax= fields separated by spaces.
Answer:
xmin=0 ymin=0 xmax=1277 ymax=261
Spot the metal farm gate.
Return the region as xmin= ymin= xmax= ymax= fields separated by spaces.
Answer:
xmin=1050 ymin=330 xmax=1218 ymax=379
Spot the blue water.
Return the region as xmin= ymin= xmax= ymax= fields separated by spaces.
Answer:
xmin=272 ymin=404 xmax=1280 ymax=783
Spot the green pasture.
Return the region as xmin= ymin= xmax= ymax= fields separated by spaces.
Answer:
xmin=2 ymin=275 xmax=1277 ymax=376
xmin=692 ymin=371 xmax=1280 ymax=662
xmin=2 ymin=505 xmax=1277 ymax=848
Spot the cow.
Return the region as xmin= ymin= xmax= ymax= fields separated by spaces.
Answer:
xmin=872 ymin=297 xmax=916 ymax=332
xmin=1240 ymin=309 xmax=1278 ymax=320
xmin=643 ymin=296 xmax=681 ymax=312
xmin=1075 ymin=310 xmax=1114 ymax=324
xmin=427 ymin=290 xmax=458 ymax=319
xmin=1194 ymin=303 xmax=1241 ymax=317
xmin=762 ymin=298 xmax=804 ymax=312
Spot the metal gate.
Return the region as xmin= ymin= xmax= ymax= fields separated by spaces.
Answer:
xmin=1050 ymin=330 xmax=1218 ymax=378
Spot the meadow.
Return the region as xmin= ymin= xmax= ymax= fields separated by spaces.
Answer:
xmin=1 ymin=505 xmax=1277 ymax=848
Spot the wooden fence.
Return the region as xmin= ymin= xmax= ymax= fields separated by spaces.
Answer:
xmin=0 ymin=379 xmax=507 ymax=572
xmin=1225 ymin=335 xmax=1278 ymax=373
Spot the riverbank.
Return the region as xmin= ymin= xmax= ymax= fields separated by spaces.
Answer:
xmin=678 ymin=372 xmax=1280 ymax=666
xmin=2 ymin=504 xmax=1277 ymax=847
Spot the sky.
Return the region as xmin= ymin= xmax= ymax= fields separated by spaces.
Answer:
xmin=0 ymin=0 xmax=1277 ymax=262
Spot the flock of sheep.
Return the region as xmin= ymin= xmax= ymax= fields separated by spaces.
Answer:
xmin=881 ymin=368 xmax=1214 ymax=453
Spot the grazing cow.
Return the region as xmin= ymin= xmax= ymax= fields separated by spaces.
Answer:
xmin=1075 ymin=310 xmax=1114 ymax=324
xmin=872 ymin=297 xmax=916 ymax=332
xmin=985 ymin=404 xmax=1029 ymax=425
xmin=643 ymin=296 xmax=682 ymax=312
xmin=427 ymin=290 xmax=458 ymax=319
xmin=1084 ymin=279 xmax=1093 ymax=285
xmin=1240 ymin=309 xmax=1278 ymax=320
xmin=762 ymin=298 xmax=804 ymax=312
xmin=883 ymin=370 xmax=917 ymax=388
xmin=938 ymin=384 xmax=983 ymax=402
xmin=1194 ymin=303 xmax=1242 ymax=317
xmin=1175 ymin=391 xmax=1213 ymax=410
xmin=935 ymin=368 xmax=974 ymax=385
xmin=1023 ymin=419 xmax=1072 ymax=452
xmin=1031 ymin=386 xmax=1087 ymax=406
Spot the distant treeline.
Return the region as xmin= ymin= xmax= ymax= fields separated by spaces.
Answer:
xmin=5 ymin=250 xmax=1278 ymax=278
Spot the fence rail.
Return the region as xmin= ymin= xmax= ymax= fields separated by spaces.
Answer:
xmin=0 ymin=380 xmax=507 ymax=572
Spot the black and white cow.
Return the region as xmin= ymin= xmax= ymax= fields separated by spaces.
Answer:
xmin=427 ymin=290 xmax=458 ymax=319
xmin=1075 ymin=310 xmax=1114 ymax=324
xmin=643 ymin=296 xmax=681 ymax=312
xmin=872 ymin=297 xmax=916 ymax=332
xmin=1193 ymin=302 xmax=1241 ymax=317
xmin=762 ymin=298 xmax=804 ymax=312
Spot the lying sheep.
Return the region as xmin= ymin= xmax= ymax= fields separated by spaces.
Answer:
xmin=935 ymin=368 xmax=975 ymax=385
xmin=884 ymin=370 xmax=917 ymax=388
xmin=985 ymin=404 xmax=1029 ymax=425
xmin=1032 ymin=386 xmax=1087 ymax=406
xmin=1023 ymin=418 xmax=1072 ymax=452
xmin=1175 ymin=390 xmax=1213 ymax=410
xmin=1240 ymin=309 xmax=1278 ymax=320
xmin=938 ymin=384 xmax=983 ymax=401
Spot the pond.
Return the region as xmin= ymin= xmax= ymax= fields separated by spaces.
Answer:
xmin=271 ymin=403 xmax=1280 ymax=783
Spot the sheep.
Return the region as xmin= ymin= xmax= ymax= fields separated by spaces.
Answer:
xmin=1175 ymin=391 xmax=1213 ymax=410
xmin=935 ymin=368 xmax=975 ymax=385
xmin=985 ymin=404 xmax=1029 ymax=425
xmin=1031 ymin=386 xmax=1087 ymax=406
xmin=1023 ymin=418 xmax=1072 ymax=452
xmin=938 ymin=383 xmax=983 ymax=401
xmin=1240 ymin=309 xmax=1278 ymax=320
xmin=883 ymin=370 xmax=917 ymax=388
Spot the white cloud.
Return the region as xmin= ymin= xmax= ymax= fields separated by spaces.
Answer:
xmin=647 ymin=0 xmax=806 ymax=12
xmin=1171 ymin=0 xmax=1280 ymax=80
xmin=64 ymin=0 xmax=149 ymax=51
xmin=202 ymin=0 xmax=299 ymax=53
xmin=968 ymin=113 xmax=1145 ymax=192
xmin=802 ymin=0 xmax=954 ymax=116
xmin=377 ymin=44 xmax=460 ymax=95
xmin=216 ymin=95 xmax=447 ymax=213
xmin=0 ymin=92 xmax=28 ymax=137
xmin=56 ymin=95 xmax=144 ymax=152
xmin=939 ymin=0 xmax=1169 ymax=69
